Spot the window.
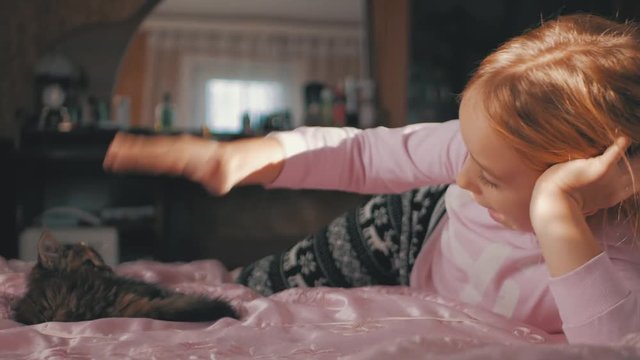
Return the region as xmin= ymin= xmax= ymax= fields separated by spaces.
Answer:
xmin=205 ymin=79 xmax=285 ymax=133
xmin=179 ymin=56 xmax=301 ymax=131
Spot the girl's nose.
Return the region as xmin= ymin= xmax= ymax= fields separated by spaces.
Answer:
xmin=456 ymin=158 xmax=481 ymax=195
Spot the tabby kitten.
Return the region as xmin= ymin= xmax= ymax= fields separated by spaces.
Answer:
xmin=13 ymin=232 xmax=239 ymax=324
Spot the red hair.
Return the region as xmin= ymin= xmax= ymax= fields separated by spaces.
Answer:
xmin=464 ymin=14 xmax=640 ymax=231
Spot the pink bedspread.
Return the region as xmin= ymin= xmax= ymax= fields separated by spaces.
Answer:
xmin=1 ymin=257 xmax=639 ymax=359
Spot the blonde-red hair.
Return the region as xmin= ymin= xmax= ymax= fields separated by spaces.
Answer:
xmin=464 ymin=14 xmax=640 ymax=229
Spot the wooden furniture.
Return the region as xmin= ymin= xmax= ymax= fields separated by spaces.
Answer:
xmin=10 ymin=130 xmax=366 ymax=267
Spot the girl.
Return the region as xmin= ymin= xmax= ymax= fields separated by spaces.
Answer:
xmin=104 ymin=14 xmax=640 ymax=344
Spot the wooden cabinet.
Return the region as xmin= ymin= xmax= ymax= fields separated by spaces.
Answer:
xmin=371 ymin=0 xmax=410 ymax=128
xmin=8 ymin=131 xmax=366 ymax=267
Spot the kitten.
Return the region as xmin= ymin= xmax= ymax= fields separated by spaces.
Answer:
xmin=12 ymin=232 xmax=239 ymax=324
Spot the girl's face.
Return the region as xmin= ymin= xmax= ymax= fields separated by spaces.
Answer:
xmin=457 ymin=90 xmax=543 ymax=232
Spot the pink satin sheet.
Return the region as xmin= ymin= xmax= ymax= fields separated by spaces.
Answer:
xmin=1 ymin=257 xmax=639 ymax=359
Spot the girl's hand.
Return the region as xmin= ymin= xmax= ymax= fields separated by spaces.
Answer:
xmin=103 ymin=133 xmax=228 ymax=192
xmin=104 ymin=132 xmax=286 ymax=195
xmin=530 ymin=137 xmax=639 ymax=277
xmin=530 ymin=137 xmax=636 ymax=222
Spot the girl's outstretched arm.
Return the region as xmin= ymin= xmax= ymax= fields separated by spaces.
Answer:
xmin=105 ymin=120 xmax=467 ymax=196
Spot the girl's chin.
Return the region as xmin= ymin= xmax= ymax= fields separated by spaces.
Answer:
xmin=488 ymin=208 xmax=505 ymax=223
xmin=488 ymin=209 xmax=525 ymax=231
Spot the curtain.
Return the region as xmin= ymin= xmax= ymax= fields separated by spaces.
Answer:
xmin=140 ymin=18 xmax=363 ymax=130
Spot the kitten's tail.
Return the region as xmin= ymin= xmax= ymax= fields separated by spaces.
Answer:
xmin=151 ymin=294 xmax=239 ymax=322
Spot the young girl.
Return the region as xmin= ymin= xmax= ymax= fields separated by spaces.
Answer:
xmin=104 ymin=14 xmax=640 ymax=345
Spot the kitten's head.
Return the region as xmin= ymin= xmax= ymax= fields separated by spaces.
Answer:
xmin=36 ymin=231 xmax=113 ymax=274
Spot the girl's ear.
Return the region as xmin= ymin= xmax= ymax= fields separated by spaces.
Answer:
xmin=37 ymin=231 xmax=60 ymax=269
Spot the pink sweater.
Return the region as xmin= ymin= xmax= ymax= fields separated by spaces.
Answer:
xmin=268 ymin=120 xmax=640 ymax=345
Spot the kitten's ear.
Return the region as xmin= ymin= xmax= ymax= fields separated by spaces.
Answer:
xmin=37 ymin=231 xmax=60 ymax=269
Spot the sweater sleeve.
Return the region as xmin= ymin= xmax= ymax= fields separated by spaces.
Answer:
xmin=548 ymin=251 xmax=640 ymax=344
xmin=266 ymin=120 xmax=466 ymax=194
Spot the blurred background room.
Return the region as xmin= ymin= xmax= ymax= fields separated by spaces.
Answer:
xmin=1 ymin=0 xmax=639 ymax=268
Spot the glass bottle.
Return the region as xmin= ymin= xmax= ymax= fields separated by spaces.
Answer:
xmin=155 ymin=92 xmax=175 ymax=131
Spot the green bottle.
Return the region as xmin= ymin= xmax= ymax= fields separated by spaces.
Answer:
xmin=155 ymin=92 xmax=175 ymax=131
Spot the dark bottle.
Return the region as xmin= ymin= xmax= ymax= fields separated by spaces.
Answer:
xmin=344 ymin=76 xmax=359 ymax=127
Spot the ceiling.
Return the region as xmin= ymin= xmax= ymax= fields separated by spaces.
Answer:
xmin=151 ymin=0 xmax=364 ymax=23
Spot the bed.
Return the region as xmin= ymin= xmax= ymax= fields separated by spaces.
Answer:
xmin=1 ymin=256 xmax=639 ymax=359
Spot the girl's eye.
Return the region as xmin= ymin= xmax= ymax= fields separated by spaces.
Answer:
xmin=478 ymin=174 xmax=498 ymax=189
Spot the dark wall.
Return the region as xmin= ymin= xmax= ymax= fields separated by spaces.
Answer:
xmin=407 ymin=0 xmax=640 ymax=123
xmin=0 ymin=140 xmax=16 ymax=257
